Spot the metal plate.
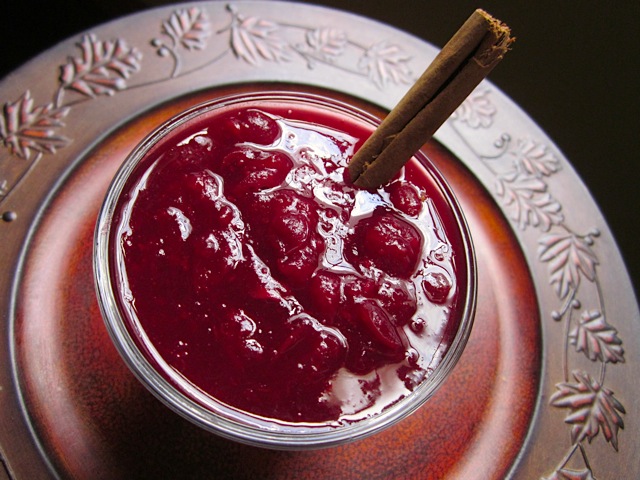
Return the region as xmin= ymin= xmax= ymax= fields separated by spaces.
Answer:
xmin=1 ymin=2 xmax=638 ymax=478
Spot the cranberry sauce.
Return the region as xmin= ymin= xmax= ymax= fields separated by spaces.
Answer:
xmin=111 ymin=99 xmax=466 ymax=425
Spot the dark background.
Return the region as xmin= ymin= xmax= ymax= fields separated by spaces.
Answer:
xmin=2 ymin=0 xmax=638 ymax=298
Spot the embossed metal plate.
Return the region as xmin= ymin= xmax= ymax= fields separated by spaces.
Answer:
xmin=0 ymin=2 xmax=638 ymax=479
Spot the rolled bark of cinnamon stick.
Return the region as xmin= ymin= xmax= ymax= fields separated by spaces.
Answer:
xmin=349 ymin=9 xmax=514 ymax=189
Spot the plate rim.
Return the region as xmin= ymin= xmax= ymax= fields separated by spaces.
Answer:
xmin=1 ymin=2 xmax=638 ymax=478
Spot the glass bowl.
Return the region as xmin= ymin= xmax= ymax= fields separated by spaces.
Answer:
xmin=93 ymin=90 xmax=476 ymax=450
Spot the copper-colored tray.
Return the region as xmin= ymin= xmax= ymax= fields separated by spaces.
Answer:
xmin=1 ymin=3 xmax=638 ymax=479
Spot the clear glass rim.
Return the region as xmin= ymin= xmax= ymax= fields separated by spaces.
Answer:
xmin=93 ymin=90 xmax=477 ymax=450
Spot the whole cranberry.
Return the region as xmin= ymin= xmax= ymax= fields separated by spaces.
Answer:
xmin=347 ymin=209 xmax=421 ymax=278
xmin=386 ymin=182 xmax=423 ymax=217
xmin=422 ymin=269 xmax=453 ymax=304
xmin=221 ymin=108 xmax=281 ymax=145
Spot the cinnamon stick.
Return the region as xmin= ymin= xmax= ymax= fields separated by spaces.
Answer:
xmin=348 ymin=9 xmax=514 ymax=188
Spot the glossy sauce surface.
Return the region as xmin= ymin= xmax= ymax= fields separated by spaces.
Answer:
xmin=111 ymin=102 xmax=466 ymax=424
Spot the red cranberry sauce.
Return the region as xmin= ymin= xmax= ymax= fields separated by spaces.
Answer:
xmin=112 ymin=101 xmax=465 ymax=425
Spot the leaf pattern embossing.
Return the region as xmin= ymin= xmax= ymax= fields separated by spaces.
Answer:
xmin=538 ymin=232 xmax=598 ymax=299
xmin=358 ymin=41 xmax=413 ymax=88
xmin=60 ymin=34 xmax=142 ymax=97
xmin=551 ymin=371 xmax=625 ymax=451
xmin=161 ymin=8 xmax=211 ymax=51
xmin=229 ymin=9 xmax=291 ymax=64
xmin=542 ymin=468 xmax=595 ymax=480
xmin=512 ymin=137 xmax=561 ymax=177
xmin=451 ymin=88 xmax=496 ymax=128
xmin=570 ymin=310 xmax=624 ymax=364
xmin=495 ymin=172 xmax=563 ymax=231
xmin=0 ymin=91 xmax=70 ymax=159
xmin=304 ymin=28 xmax=348 ymax=60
